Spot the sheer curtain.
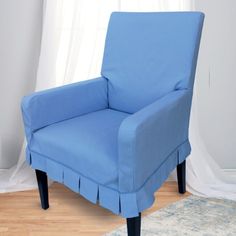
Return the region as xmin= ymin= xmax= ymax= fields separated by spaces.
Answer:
xmin=1 ymin=0 xmax=235 ymax=200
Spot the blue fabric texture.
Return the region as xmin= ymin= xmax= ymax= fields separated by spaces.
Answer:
xmin=102 ymin=12 xmax=204 ymax=113
xmin=21 ymin=77 xmax=108 ymax=144
xmin=22 ymin=12 xmax=204 ymax=218
xmin=31 ymin=109 xmax=129 ymax=189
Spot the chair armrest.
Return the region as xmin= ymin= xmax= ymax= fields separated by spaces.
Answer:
xmin=118 ymin=90 xmax=192 ymax=192
xmin=21 ymin=77 xmax=108 ymax=143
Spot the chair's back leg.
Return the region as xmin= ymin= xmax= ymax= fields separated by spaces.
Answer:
xmin=35 ymin=169 xmax=49 ymax=209
xmin=177 ymin=160 xmax=186 ymax=194
xmin=126 ymin=213 xmax=141 ymax=236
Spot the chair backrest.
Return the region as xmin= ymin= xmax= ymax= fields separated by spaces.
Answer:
xmin=101 ymin=12 xmax=204 ymax=113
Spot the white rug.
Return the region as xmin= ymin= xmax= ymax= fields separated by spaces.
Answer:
xmin=106 ymin=195 xmax=236 ymax=236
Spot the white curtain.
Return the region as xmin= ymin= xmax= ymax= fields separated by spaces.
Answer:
xmin=187 ymin=94 xmax=236 ymax=199
xmin=0 ymin=0 xmax=235 ymax=201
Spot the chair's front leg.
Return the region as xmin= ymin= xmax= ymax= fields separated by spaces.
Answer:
xmin=177 ymin=160 xmax=186 ymax=194
xmin=126 ymin=213 xmax=141 ymax=236
xmin=35 ymin=169 xmax=49 ymax=210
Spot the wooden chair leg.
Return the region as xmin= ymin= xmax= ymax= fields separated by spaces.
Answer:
xmin=35 ymin=169 xmax=49 ymax=209
xmin=177 ymin=160 xmax=186 ymax=194
xmin=126 ymin=213 xmax=141 ymax=236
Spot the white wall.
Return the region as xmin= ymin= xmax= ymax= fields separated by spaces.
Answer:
xmin=195 ymin=0 xmax=236 ymax=169
xmin=0 ymin=0 xmax=43 ymax=168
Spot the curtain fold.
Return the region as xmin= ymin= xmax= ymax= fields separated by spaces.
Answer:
xmin=186 ymin=92 xmax=236 ymax=200
xmin=1 ymin=0 xmax=235 ymax=201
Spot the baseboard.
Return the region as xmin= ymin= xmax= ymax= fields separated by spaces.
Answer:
xmin=167 ymin=169 xmax=177 ymax=181
xmin=223 ymin=169 xmax=236 ymax=177
xmin=167 ymin=169 xmax=236 ymax=182
xmin=0 ymin=168 xmax=7 ymax=174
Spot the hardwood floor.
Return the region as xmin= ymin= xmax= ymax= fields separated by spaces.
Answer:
xmin=0 ymin=182 xmax=190 ymax=236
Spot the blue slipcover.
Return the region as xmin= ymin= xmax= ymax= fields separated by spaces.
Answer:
xmin=102 ymin=12 xmax=204 ymax=113
xmin=22 ymin=12 xmax=204 ymax=218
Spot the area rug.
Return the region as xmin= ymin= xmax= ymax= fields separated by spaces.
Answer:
xmin=105 ymin=195 xmax=236 ymax=236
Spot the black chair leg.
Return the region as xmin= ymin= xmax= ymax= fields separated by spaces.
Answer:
xmin=177 ymin=160 xmax=186 ymax=194
xmin=35 ymin=169 xmax=49 ymax=210
xmin=126 ymin=213 xmax=141 ymax=236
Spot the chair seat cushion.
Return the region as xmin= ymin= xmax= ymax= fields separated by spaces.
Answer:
xmin=30 ymin=109 xmax=129 ymax=188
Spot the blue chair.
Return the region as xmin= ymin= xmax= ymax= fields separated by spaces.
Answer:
xmin=22 ymin=12 xmax=204 ymax=235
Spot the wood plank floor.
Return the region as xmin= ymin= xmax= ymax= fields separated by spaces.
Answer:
xmin=0 ymin=182 xmax=190 ymax=236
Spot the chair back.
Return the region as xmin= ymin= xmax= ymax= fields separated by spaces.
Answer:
xmin=101 ymin=12 xmax=204 ymax=113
